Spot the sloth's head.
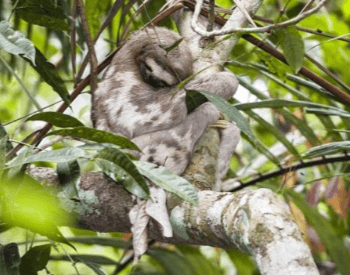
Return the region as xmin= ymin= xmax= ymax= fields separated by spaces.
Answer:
xmin=132 ymin=27 xmax=193 ymax=88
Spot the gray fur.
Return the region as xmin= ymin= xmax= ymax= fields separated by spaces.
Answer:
xmin=92 ymin=27 xmax=240 ymax=183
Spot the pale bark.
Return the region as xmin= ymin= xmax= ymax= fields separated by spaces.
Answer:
xmin=29 ymin=164 xmax=318 ymax=275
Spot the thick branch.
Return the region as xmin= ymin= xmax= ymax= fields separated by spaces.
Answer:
xmin=29 ymin=166 xmax=318 ymax=275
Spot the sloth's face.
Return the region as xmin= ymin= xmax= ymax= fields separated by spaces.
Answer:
xmin=139 ymin=56 xmax=179 ymax=88
xmin=136 ymin=34 xmax=193 ymax=88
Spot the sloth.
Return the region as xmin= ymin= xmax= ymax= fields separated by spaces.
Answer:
xmin=91 ymin=27 xmax=239 ymax=186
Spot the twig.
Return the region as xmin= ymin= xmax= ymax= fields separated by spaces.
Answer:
xmin=242 ymin=34 xmax=350 ymax=105
xmin=33 ymin=136 xmax=64 ymax=154
xmin=144 ymin=2 xmax=184 ymax=29
xmin=191 ymin=0 xmax=326 ymax=36
xmin=70 ymin=0 xmax=77 ymax=80
xmin=299 ymin=0 xmax=317 ymax=15
xmin=76 ymin=0 xmax=98 ymax=92
xmin=6 ymin=130 xmax=40 ymax=160
xmin=112 ymin=240 xmax=156 ymax=275
xmin=75 ymin=0 xmax=124 ymax=84
xmin=232 ymin=0 xmax=257 ymax=27
xmin=206 ymin=0 xmax=215 ymax=32
xmin=119 ymin=0 xmax=152 ymax=42
xmin=305 ymin=53 xmax=350 ymax=94
xmin=228 ymin=154 xmax=350 ymax=192
xmin=253 ymin=15 xmax=350 ymax=43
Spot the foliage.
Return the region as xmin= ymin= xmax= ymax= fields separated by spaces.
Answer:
xmin=1 ymin=0 xmax=350 ymax=274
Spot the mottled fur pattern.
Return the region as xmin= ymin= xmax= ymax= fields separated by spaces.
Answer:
xmin=92 ymin=27 xmax=239 ymax=177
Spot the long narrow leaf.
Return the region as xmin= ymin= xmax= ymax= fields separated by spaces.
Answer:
xmin=14 ymin=0 xmax=70 ymax=31
xmin=238 ymin=77 xmax=320 ymax=145
xmin=306 ymin=108 xmax=350 ymax=118
xmin=242 ymin=132 xmax=280 ymax=165
xmin=234 ymin=99 xmax=339 ymax=111
xmin=147 ymin=248 xmax=195 ymax=275
xmin=276 ymin=25 xmax=304 ymax=73
xmin=26 ymin=48 xmax=70 ymax=106
xmin=304 ymin=141 xmax=350 ymax=158
xmin=240 ymin=104 xmax=300 ymax=157
xmin=7 ymin=147 xmax=85 ymax=167
xmin=49 ymin=127 xmax=140 ymax=151
xmin=26 ymin=112 xmax=84 ymax=128
xmin=0 ymin=21 xmax=35 ymax=63
xmin=199 ymin=91 xmax=255 ymax=140
xmin=50 ymin=255 xmax=117 ymax=265
xmin=67 ymin=237 xmax=127 ymax=248
xmin=95 ymin=148 xmax=149 ymax=199
xmin=261 ymin=71 xmax=343 ymax=141
xmin=134 ymin=161 xmax=198 ymax=204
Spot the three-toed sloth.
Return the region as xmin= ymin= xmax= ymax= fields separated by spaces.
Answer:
xmin=92 ymin=27 xmax=239 ymax=188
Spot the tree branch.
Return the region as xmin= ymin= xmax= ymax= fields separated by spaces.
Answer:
xmin=28 ymin=166 xmax=319 ymax=275
xmin=225 ymin=154 xmax=350 ymax=192
xmin=190 ymin=0 xmax=326 ymax=36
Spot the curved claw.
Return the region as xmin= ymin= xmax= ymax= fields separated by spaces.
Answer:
xmin=210 ymin=119 xmax=231 ymax=129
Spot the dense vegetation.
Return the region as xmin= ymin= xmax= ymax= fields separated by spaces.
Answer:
xmin=1 ymin=0 xmax=350 ymax=274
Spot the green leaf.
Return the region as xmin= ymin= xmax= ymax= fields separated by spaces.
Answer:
xmin=57 ymin=160 xmax=81 ymax=197
xmin=134 ymin=161 xmax=198 ymax=204
xmin=48 ymin=127 xmax=140 ymax=151
xmin=0 ymin=21 xmax=35 ymax=64
xmin=147 ymin=248 xmax=195 ymax=275
xmin=0 ymin=136 xmax=7 ymax=171
xmin=66 ymin=237 xmax=127 ymax=248
xmin=276 ymin=25 xmax=304 ymax=73
xmin=238 ymin=77 xmax=320 ymax=146
xmin=259 ymin=71 xmax=343 ymax=141
xmin=81 ymin=261 xmax=106 ymax=275
xmin=0 ymin=121 xmax=13 ymax=152
xmin=261 ymin=182 xmax=350 ymax=275
xmin=159 ymin=38 xmax=184 ymax=52
xmin=185 ymin=90 xmax=208 ymax=113
xmin=50 ymin=255 xmax=118 ymax=265
xmin=198 ymin=91 xmax=255 ymax=141
xmin=6 ymin=147 xmax=34 ymax=178
xmin=306 ymin=108 xmax=350 ymax=118
xmin=85 ymin=0 xmax=110 ymax=38
xmin=19 ymin=245 xmax=51 ymax=275
xmin=7 ymin=147 xmax=85 ymax=167
xmin=235 ymin=99 xmax=300 ymax=158
xmin=51 ymin=254 xmax=108 ymax=275
xmin=95 ymin=148 xmax=149 ymax=199
xmin=26 ymin=48 xmax=70 ymax=106
xmin=26 ymin=112 xmax=84 ymax=128
xmin=234 ymin=99 xmax=339 ymax=111
xmin=14 ymin=0 xmax=70 ymax=31
xmin=176 ymin=245 xmax=220 ymax=275
xmin=0 ymin=243 xmax=21 ymax=275
xmin=304 ymin=141 xmax=350 ymax=158
xmin=0 ymin=174 xmax=74 ymax=248
xmin=241 ymin=132 xmax=280 ymax=164
xmin=226 ymin=249 xmax=257 ymax=275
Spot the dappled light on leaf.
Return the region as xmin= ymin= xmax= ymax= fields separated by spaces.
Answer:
xmin=0 ymin=174 xmax=74 ymax=248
